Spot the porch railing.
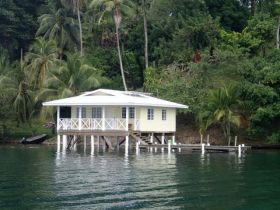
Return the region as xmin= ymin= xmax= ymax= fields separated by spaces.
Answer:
xmin=58 ymin=118 xmax=139 ymax=131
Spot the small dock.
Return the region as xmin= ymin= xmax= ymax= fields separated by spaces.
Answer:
xmin=139 ymin=144 xmax=251 ymax=153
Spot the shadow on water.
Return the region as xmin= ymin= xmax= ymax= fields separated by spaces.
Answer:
xmin=1 ymin=145 xmax=280 ymax=209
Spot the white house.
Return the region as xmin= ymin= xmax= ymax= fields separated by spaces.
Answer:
xmin=43 ymin=89 xmax=188 ymax=150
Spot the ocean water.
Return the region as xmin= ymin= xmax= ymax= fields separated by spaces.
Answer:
xmin=0 ymin=145 xmax=279 ymax=209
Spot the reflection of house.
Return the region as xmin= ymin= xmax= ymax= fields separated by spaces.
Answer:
xmin=43 ymin=89 xmax=188 ymax=149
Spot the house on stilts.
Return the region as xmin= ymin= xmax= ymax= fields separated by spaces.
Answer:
xmin=43 ymin=89 xmax=188 ymax=150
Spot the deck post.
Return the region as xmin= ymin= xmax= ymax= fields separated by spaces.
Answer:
xmin=56 ymin=106 xmax=60 ymax=131
xmin=125 ymin=106 xmax=129 ymax=131
xmin=57 ymin=135 xmax=61 ymax=152
xmin=62 ymin=135 xmax=67 ymax=150
xmin=178 ymin=143 xmax=181 ymax=152
xmin=207 ymin=134 xmax=209 ymax=145
xmin=161 ymin=133 xmax=165 ymax=145
xmin=200 ymin=134 xmax=203 ymax=144
xmin=102 ymin=106 xmax=105 ymax=130
xmin=78 ymin=106 xmax=82 ymax=130
xmin=91 ymin=135 xmax=94 ymax=155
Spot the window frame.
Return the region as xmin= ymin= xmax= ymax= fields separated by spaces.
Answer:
xmin=129 ymin=107 xmax=135 ymax=119
xmin=147 ymin=108 xmax=154 ymax=120
xmin=162 ymin=109 xmax=167 ymax=121
xmin=92 ymin=107 xmax=102 ymax=118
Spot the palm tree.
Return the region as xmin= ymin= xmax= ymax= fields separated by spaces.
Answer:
xmin=36 ymin=7 xmax=79 ymax=59
xmin=38 ymin=53 xmax=107 ymax=119
xmin=90 ymin=0 xmax=134 ymax=91
xmin=60 ymin=0 xmax=87 ymax=56
xmin=39 ymin=53 xmax=107 ymax=100
xmin=25 ymin=37 xmax=57 ymax=89
xmin=0 ymin=66 xmax=34 ymax=124
xmin=199 ymin=84 xmax=242 ymax=145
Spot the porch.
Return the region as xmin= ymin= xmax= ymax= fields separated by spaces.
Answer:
xmin=57 ymin=118 xmax=140 ymax=132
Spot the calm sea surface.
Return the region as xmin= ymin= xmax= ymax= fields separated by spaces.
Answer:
xmin=0 ymin=145 xmax=280 ymax=210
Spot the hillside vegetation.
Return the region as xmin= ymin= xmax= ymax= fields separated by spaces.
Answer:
xmin=1 ymin=0 xmax=280 ymax=143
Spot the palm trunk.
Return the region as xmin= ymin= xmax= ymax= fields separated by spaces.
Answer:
xmin=77 ymin=8 xmax=83 ymax=56
xmin=251 ymin=0 xmax=256 ymax=16
xmin=115 ymin=23 xmax=128 ymax=91
xmin=142 ymin=0 xmax=148 ymax=69
xmin=277 ymin=16 xmax=280 ymax=49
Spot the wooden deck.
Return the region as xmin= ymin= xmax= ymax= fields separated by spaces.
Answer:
xmin=139 ymin=144 xmax=251 ymax=153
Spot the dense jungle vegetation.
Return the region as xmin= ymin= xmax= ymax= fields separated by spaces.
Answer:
xmin=1 ymin=0 xmax=280 ymax=143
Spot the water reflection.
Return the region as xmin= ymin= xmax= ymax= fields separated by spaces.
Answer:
xmin=2 ymin=145 xmax=280 ymax=209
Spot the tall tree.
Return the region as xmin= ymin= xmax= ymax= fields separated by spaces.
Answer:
xmin=90 ymin=0 xmax=134 ymax=91
xmin=142 ymin=0 xmax=148 ymax=69
xmin=36 ymin=7 xmax=79 ymax=59
xmin=25 ymin=37 xmax=57 ymax=89
xmin=61 ymin=0 xmax=87 ymax=56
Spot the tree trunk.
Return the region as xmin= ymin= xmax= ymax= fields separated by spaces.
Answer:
xmin=251 ymin=0 xmax=256 ymax=16
xmin=277 ymin=16 xmax=280 ymax=49
xmin=142 ymin=0 xmax=148 ymax=69
xmin=115 ymin=22 xmax=128 ymax=91
xmin=77 ymin=8 xmax=83 ymax=56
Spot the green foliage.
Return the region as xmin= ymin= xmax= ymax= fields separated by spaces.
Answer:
xmin=1 ymin=0 xmax=280 ymax=143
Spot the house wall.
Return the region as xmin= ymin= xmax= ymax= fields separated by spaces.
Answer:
xmin=69 ymin=106 xmax=176 ymax=132
xmin=138 ymin=107 xmax=176 ymax=132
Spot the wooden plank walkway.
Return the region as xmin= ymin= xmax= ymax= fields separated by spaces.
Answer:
xmin=139 ymin=144 xmax=251 ymax=153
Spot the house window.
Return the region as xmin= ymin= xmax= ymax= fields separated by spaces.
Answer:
xmin=162 ymin=109 xmax=167 ymax=120
xmin=129 ymin=107 xmax=135 ymax=119
xmin=92 ymin=107 xmax=102 ymax=118
xmin=76 ymin=107 xmax=86 ymax=118
xmin=147 ymin=108 xmax=154 ymax=120
xmin=122 ymin=107 xmax=126 ymax=119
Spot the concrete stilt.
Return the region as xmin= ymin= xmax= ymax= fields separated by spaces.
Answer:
xmin=161 ymin=133 xmax=165 ymax=145
xmin=57 ymin=135 xmax=61 ymax=152
xmin=84 ymin=136 xmax=87 ymax=152
xmin=73 ymin=135 xmax=77 ymax=151
xmin=62 ymin=135 xmax=67 ymax=151
xmin=168 ymin=140 xmax=171 ymax=154
xmin=125 ymin=135 xmax=129 ymax=154
xmin=172 ymin=135 xmax=176 ymax=145
xmin=91 ymin=135 xmax=94 ymax=155
xmin=150 ymin=133 xmax=154 ymax=144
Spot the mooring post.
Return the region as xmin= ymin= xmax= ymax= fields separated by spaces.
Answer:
xmin=57 ymin=135 xmax=61 ymax=152
xmin=178 ymin=143 xmax=181 ymax=153
xmin=200 ymin=134 xmax=203 ymax=144
xmin=202 ymin=143 xmax=205 ymax=154
xmin=207 ymin=134 xmax=209 ymax=145
xmin=238 ymin=144 xmax=241 ymax=157
xmin=234 ymin=136 xmax=237 ymax=146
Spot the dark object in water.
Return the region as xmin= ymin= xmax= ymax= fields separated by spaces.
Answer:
xmin=21 ymin=134 xmax=48 ymax=144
